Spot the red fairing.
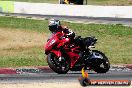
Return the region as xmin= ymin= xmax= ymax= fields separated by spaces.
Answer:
xmin=67 ymin=52 xmax=80 ymax=68
xmin=45 ymin=32 xmax=63 ymax=54
xmin=50 ymin=50 xmax=62 ymax=57
xmin=44 ymin=32 xmax=81 ymax=69
xmin=44 ymin=34 xmax=59 ymax=53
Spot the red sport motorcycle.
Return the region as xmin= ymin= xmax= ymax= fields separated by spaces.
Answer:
xmin=44 ymin=32 xmax=110 ymax=74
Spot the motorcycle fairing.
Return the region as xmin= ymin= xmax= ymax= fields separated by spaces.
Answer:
xmin=50 ymin=50 xmax=62 ymax=57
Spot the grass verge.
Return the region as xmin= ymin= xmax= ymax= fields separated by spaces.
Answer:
xmin=0 ymin=16 xmax=132 ymax=67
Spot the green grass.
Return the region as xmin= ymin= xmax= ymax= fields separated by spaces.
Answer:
xmin=0 ymin=47 xmax=48 ymax=67
xmin=1 ymin=0 xmax=132 ymax=5
xmin=87 ymin=0 xmax=132 ymax=6
xmin=0 ymin=16 xmax=49 ymax=33
xmin=0 ymin=16 xmax=132 ymax=67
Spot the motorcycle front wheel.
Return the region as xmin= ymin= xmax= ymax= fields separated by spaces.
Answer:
xmin=47 ymin=53 xmax=70 ymax=74
xmin=91 ymin=50 xmax=110 ymax=73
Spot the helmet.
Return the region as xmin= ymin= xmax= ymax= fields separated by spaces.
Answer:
xmin=48 ymin=19 xmax=61 ymax=33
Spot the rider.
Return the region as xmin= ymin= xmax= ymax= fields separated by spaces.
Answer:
xmin=48 ymin=19 xmax=75 ymax=41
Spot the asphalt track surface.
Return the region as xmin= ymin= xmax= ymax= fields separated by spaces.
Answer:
xmin=0 ymin=70 xmax=131 ymax=84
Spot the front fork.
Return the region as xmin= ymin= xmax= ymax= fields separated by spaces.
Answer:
xmin=53 ymin=48 xmax=65 ymax=62
xmin=82 ymin=49 xmax=93 ymax=69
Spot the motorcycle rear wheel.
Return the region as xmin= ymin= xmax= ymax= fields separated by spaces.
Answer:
xmin=47 ymin=53 xmax=70 ymax=74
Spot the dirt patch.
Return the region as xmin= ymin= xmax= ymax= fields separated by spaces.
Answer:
xmin=0 ymin=28 xmax=48 ymax=50
xmin=0 ymin=28 xmax=49 ymax=57
xmin=0 ymin=35 xmax=7 ymax=43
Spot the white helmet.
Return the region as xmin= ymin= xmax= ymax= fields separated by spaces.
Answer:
xmin=48 ymin=19 xmax=61 ymax=32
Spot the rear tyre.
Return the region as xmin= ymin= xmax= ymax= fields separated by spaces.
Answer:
xmin=92 ymin=50 xmax=110 ymax=73
xmin=47 ymin=53 xmax=70 ymax=74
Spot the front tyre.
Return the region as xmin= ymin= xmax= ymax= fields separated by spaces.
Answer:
xmin=47 ymin=53 xmax=70 ymax=74
xmin=92 ymin=50 xmax=110 ymax=73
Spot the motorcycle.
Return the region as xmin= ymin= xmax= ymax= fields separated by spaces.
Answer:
xmin=59 ymin=0 xmax=86 ymax=5
xmin=44 ymin=32 xmax=110 ymax=74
